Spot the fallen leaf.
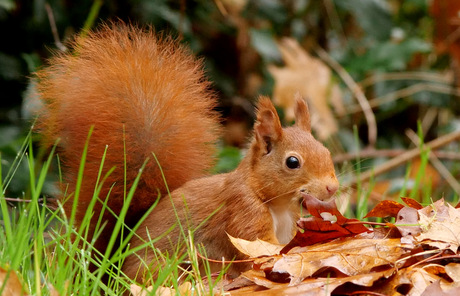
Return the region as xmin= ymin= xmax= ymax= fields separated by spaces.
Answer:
xmin=0 ymin=267 xmax=27 ymax=296
xmin=228 ymin=234 xmax=284 ymax=257
xmin=421 ymin=280 xmax=460 ymax=296
xmin=395 ymin=207 xmax=422 ymax=237
xmin=227 ymin=198 xmax=460 ymax=295
xmin=255 ymin=234 xmax=410 ymax=286
xmin=230 ymin=267 xmax=395 ymax=296
xmin=406 ymin=267 xmax=450 ymax=296
xmin=365 ymin=200 xmax=404 ymax=218
xmin=268 ymin=38 xmax=341 ymax=140
xmin=415 ymin=201 xmax=460 ymax=252
xmin=130 ymin=282 xmax=192 ymax=296
xmin=281 ymin=193 xmax=369 ymax=253
xmin=223 ymin=272 xmax=260 ymax=292
xmin=240 ymin=269 xmax=279 ymax=289
xmin=402 ymin=197 xmax=424 ymax=210
xmin=418 ymin=198 xmax=450 ymax=221
xmin=445 ymin=263 xmax=460 ymax=283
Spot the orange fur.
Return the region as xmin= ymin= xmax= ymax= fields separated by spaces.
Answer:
xmin=35 ymin=23 xmax=221 ymax=256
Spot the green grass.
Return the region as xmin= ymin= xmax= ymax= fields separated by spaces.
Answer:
xmin=0 ymin=131 xmax=227 ymax=295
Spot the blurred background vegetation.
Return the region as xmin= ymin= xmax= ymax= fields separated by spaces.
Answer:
xmin=1 ymin=0 xmax=460 ymax=213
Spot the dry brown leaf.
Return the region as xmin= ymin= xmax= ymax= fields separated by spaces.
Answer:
xmin=130 ymin=282 xmax=192 ymax=296
xmin=445 ymin=263 xmax=460 ymax=284
xmin=226 ymin=198 xmax=460 ymax=295
xmin=228 ymin=277 xmax=336 ymax=296
xmin=396 ymin=207 xmax=422 ymax=237
xmin=374 ymin=262 xmax=460 ymax=296
xmin=230 ymin=269 xmax=395 ymax=296
xmin=402 ymin=197 xmax=424 ymax=210
xmin=0 ymin=267 xmax=27 ymax=296
xmin=422 ymin=280 xmax=460 ymax=296
xmin=268 ymin=38 xmax=341 ymax=140
xmin=365 ymin=199 xmax=405 ymax=218
xmin=239 ymin=269 xmax=279 ymax=289
xmin=49 ymin=284 xmax=62 ymax=296
xmin=280 ymin=193 xmax=369 ymax=253
xmin=415 ymin=200 xmax=460 ymax=252
xmin=406 ymin=266 xmax=451 ymax=296
xmin=418 ymin=199 xmax=449 ymax=219
xmin=228 ymin=234 xmax=284 ymax=258
xmin=254 ymin=235 xmax=410 ymax=286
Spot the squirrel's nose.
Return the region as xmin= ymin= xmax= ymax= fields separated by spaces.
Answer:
xmin=326 ymin=183 xmax=338 ymax=196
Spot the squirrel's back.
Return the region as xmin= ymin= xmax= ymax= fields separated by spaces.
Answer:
xmin=35 ymin=23 xmax=221 ymax=251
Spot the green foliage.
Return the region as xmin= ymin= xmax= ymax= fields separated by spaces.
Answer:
xmin=338 ymin=0 xmax=393 ymax=41
xmin=214 ymin=146 xmax=242 ymax=173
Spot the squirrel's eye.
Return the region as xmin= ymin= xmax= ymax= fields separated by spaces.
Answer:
xmin=286 ymin=156 xmax=300 ymax=169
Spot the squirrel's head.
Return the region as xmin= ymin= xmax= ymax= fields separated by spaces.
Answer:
xmin=248 ymin=94 xmax=339 ymax=208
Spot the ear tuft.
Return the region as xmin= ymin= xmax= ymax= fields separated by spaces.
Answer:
xmin=294 ymin=92 xmax=311 ymax=132
xmin=254 ymin=96 xmax=282 ymax=153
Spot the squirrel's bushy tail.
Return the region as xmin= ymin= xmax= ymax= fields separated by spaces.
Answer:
xmin=35 ymin=22 xmax=221 ymax=254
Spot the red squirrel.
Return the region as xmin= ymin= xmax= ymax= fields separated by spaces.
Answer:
xmin=35 ymin=23 xmax=339 ymax=282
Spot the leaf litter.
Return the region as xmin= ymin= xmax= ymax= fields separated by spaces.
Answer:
xmin=223 ymin=196 xmax=460 ymax=296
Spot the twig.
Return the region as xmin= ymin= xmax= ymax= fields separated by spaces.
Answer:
xmin=426 ymin=254 xmax=460 ymax=263
xmin=2 ymin=197 xmax=57 ymax=210
xmin=314 ymin=46 xmax=377 ymax=146
xmin=420 ymin=107 xmax=438 ymax=140
xmin=344 ymin=220 xmax=388 ymax=227
xmin=345 ymin=83 xmax=460 ymax=115
xmin=346 ymin=130 xmax=460 ymax=186
xmin=323 ymin=0 xmax=347 ymax=46
xmin=359 ymin=71 xmax=452 ymax=89
xmin=3 ymin=197 xmax=43 ymax=203
xmin=349 ymin=292 xmax=387 ymax=296
xmin=333 ymin=149 xmax=460 ymax=163
xmin=44 ymin=3 xmax=66 ymax=52
xmin=407 ymin=249 xmax=446 ymax=269
xmin=406 ymin=129 xmax=460 ymax=196
xmin=195 ymin=250 xmax=253 ymax=264
xmin=395 ymin=249 xmax=445 ymax=270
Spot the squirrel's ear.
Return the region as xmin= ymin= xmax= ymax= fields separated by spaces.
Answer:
xmin=254 ymin=96 xmax=282 ymax=154
xmin=294 ymin=93 xmax=311 ymax=132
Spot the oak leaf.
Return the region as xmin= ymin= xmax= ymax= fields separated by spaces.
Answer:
xmin=415 ymin=199 xmax=460 ymax=252
xmin=422 ymin=280 xmax=460 ymax=296
xmin=401 ymin=197 xmax=424 ymax=209
xmin=364 ymin=199 xmax=404 ymax=218
xmin=268 ymin=38 xmax=342 ymax=140
xmin=396 ymin=206 xmax=422 ymax=238
xmin=445 ymin=263 xmax=460 ymax=283
xmin=227 ymin=235 xmax=284 ymax=258
xmin=281 ymin=193 xmax=369 ymax=253
xmin=229 ymin=269 xmax=394 ymax=296
xmin=253 ymin=233 xmax=410 ymax=286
